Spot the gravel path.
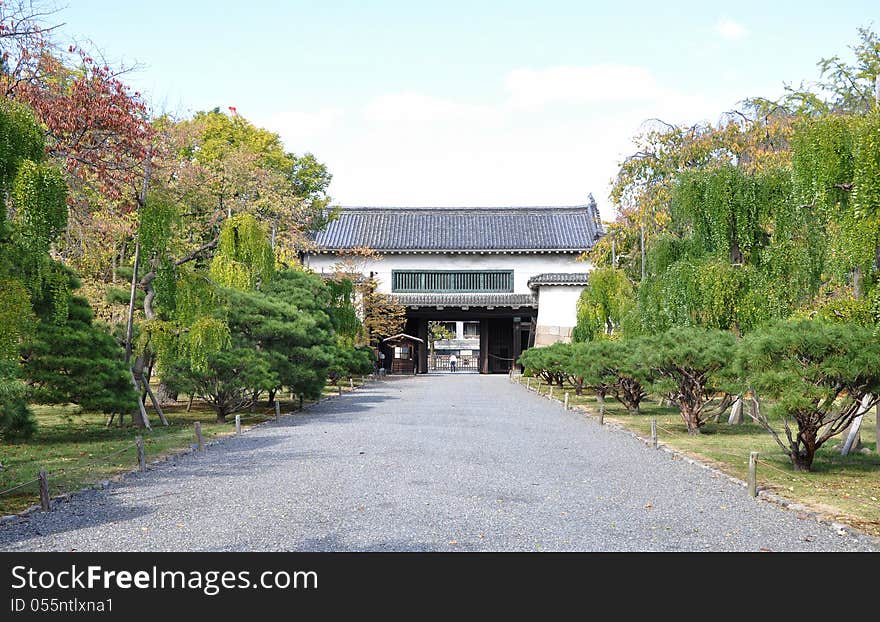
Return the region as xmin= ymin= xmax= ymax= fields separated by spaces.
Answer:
xmin=0 ymin=375 xmax=875 ymax=551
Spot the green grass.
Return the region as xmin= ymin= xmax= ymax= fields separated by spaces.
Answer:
xmin=519 ymin=376 xmax=880 ymax=537
xmin=0 ymin=376 xmax=371 ymax=515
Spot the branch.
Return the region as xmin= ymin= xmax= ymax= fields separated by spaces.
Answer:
xmin=174 ymin=235 xmax=219 ymax=266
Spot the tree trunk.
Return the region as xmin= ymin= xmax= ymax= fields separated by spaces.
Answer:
xmin=790 ymin=450 xmax=814 ymax=472
xmin=268 ymin=389 xmax=277 ymax=406
xmin=155 ymin=381 xmax=178 ymax=405
xmin=681 ymin=402 xmax=701 ymax=434
xmin=123 ymin=238 xmax=140 ymax=364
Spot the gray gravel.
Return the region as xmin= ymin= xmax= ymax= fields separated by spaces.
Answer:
xmin=0 ymin=375 xmax=875 ymax=551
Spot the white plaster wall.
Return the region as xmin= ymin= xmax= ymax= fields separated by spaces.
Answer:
xmin=304 ymin=253 xmax=590 ymax=294
xmin=535 ymin=285 xmax=583 ymax=329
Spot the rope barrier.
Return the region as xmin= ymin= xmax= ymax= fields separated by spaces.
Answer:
xmin=0 ymin=477 xmax=41 ymax=497
xmin=755 ymin=457 xmax=806 ymax=479
xmin=653 ymin=421 xmax=810 ymax=479
xmin=48 ymin=442 xmax=137 ymax=478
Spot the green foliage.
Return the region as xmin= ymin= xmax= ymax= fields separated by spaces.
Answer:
xmin=790 ymin=111 xmax=880 ymax=286
xmin=326 ymin=345 xmax=374 ymax=384
xmin=791 ymin=114 xmax=856 ymax=213
xmin=326 ymin=277 xmax=361 ymax=342
xmin=572 ymin=268 xmax=634 ymax=341
xmin=162 ymin=345 xmax=276 ymax=422
xmin=798 ymin=288 xmax=878 ymax=326
xmin=638 ymin=327 xmax=736 ymax=433
xmin=0 ymin=362 xmax=36 ymax=440
xmin=209 ymin=213 xmax=274 ymax=290
xmin=566 ymin=339 xmax=647 ymax=413
xmin=158 ymin=269 xmax=351 ymax=419
xmin=21 ymin=295 xmax=139 ymax=414
xmin=0 ymin=278 xmax=34 ymax=362
xmin=673 ymin=165 xmax=769 ymax=263
xmin=518 ymin=342 xmax=576 ymax=387
xmin=0 ymin=100 xmax=45 ymax=207
xmin=637 ymin=257 xmax=774 ymax=334
xmin=736 ymin=319 xmax=880 ymax=470
xmin=11 ymin=160 xmax=68 ymax=257
xmin=139 ymin=194 xmax=179 ymax=257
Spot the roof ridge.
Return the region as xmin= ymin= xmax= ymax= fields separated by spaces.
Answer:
xmin=335 ymin=205 xmax=591 ymax=211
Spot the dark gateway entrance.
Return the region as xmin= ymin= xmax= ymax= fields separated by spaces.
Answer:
xmin=390 ymin=294 xmax=537 ymax=374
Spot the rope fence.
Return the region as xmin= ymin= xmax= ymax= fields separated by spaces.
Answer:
xmin=0 ymin=477 xmax=41 ymax=498
xmin=513 ymin=374 xmax=819 ymax=500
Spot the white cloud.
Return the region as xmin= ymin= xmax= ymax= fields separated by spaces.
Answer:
xmin=265 ymin=107 xmax=343 ymax=146
xmin=714 ymin=18 xmax=749 ymax=41
xmin=505 ymin=64 xmax=663 ymax=109
xmin=363 ymin=92 xmax=496 ymax=124
xmin=266 ymin=64 xmax=735 ymax=220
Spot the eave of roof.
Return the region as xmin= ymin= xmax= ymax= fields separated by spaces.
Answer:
xmin=528 ymin=272 xmax=591 ymax=288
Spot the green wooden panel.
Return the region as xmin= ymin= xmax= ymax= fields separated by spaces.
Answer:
xmin=391 ymin=270 xmax=513 ymax=293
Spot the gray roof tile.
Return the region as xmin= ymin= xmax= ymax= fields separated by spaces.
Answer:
xmin=527 ymin=273 xmax=591 ymax=288
xmin=312 ymin=204 xmax=603 ymax=252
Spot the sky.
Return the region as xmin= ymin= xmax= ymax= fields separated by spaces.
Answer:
xmin=56 ymin=1 xmax=879 ymax=219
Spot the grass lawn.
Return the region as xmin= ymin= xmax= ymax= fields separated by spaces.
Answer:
xmin=519 ymin=377 xmax=880 ymax=538
xmin=0 ymin=376 xmax=371 ymax=516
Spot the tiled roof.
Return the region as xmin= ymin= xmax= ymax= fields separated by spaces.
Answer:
xmin=527 ymin=273 xmax=591 ymax=288
xmin=311 ymin=204 xmax=603 ymax=252
xmin=391 ymin=293 xmax=538 ymax=308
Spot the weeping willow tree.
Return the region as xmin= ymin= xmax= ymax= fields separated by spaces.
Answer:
xmin=636 ymin=164 xmax=807 ymax=334
xmin=209 ymin=213 xmax=275 ymax=290
xmin=572 ymin=267 xmax=634 ymax=341
xmin=791 ymin=111 xmax=880 ymax=313
xmin=148 ymin=215 xmax=271 ymax=411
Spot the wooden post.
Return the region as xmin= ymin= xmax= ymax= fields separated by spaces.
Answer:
xmin=275 ymin=400 xmax=281 ymax=422
xmin=338 ymin=382 xmax=342 ymax=396
xmin=136 ymin=435 xmax=146 ymax=472
xmin=235 ymin=414 xmax=241 ymax=435
xmin=299 ymin=394 xmax=304 ymax=410
xmin=651 ymin=418 xmax=658 ymax=449
xmin=350 ymin=378 xmax=354 ymax=390
xmin=728 ymin=396 xmax=743 ymax=425
xmin=194 ymin=421 xmax=204 ymax=452
xmin=598 ymin=393 xmax=605 ymax=425
xmin=38 ymin=469 xmax=50 ymax=512
xmin=549 ymin=385 xmax=554 ymax=400
xmin=526 ymin=377 xmax=531 ymax=391
xmin=748 ymin=452 xmax=758 ymax=497
xmin=564 ymin=392 xmax=569 ymax=411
